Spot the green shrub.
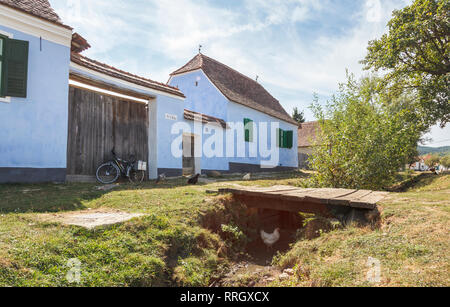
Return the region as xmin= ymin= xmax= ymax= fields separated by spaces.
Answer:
xmin=309 ymin=74 xmax=422 ymax=190
xmin=221 ymin=224 xmax=249 ymax=254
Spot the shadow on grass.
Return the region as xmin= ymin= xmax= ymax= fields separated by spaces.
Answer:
xmin=0 ymin=182 xmax=108 ymax=214
xmin=0 ymin=171 xmax=307 ymax=214
xmin=386 ymin=172 xmax=444 ymax=192
xmin=0 ymin=179 xmax=197 ymax=214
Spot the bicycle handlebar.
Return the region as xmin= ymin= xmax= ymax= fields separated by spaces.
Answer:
xmin=111 ymin=148 xmax=136 ymax=164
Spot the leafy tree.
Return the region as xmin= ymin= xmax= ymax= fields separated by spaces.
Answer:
xmin=440 ymin=155 xmax=450 ymax=168
xmin=308 ymin=74 xmax=422 ymax=190
xmin=292 ymin=107 xmax=306 ymax=124
xmin=362 ymin=0 xmax=450 ymax=127
xmin=424 ymin=154 xmax=441 ymax=167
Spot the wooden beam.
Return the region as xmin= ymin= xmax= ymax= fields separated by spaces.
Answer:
xmin=218 ymin=186 xmax=387 ymax=210
xmin=69 ymin=72 xmax=155 ymax=102
xmin=233 ymin=194 xmax=332 ymax=216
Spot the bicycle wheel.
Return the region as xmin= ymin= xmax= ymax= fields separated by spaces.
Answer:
xmin=129 ymin=169 xmax=145 ymax=183
xmin=96 ymin=162 xmax=120 ymax=184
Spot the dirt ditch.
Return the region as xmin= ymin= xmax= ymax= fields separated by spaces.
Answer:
xmin=201 ymin=195 xmax=360 ymax=287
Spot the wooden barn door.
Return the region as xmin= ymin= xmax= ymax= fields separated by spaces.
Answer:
xmin=67 ymin=86 xmax=149 ymax=180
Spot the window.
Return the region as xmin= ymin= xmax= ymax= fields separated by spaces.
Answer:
xmin=277 ymin=129 xmax=294 ymax=149
xmin=244 ymin=118 xmax=254 ymax=142
xmin=0 ymin=35 xmax=29 ymax=98
xmin=286 ymin=130 xmax=293 ymax=149
xmin=277 ymin=128 xmax=285 ymax=148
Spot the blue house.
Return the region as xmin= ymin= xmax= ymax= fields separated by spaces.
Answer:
xmin=0 ymin=0 xmax=72 ymax=183
xmin=0 ymin=0 xmax=298 ymax=183
xmin=168 ymin=54 xmax=299 ymax=176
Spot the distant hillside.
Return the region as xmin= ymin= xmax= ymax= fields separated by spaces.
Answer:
xmin=418 ymin=146 xmax=450 ymax=156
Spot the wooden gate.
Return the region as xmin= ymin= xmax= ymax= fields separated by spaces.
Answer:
xmin=67 ymin=86 xmax=149 ymax=179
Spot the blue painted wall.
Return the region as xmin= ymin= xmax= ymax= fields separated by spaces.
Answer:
xmin=169 ymin=70 xmax=298 ymax=172
xmin=227 ymin=100 xmax=298 ymax=168
xmin=169 ymin=70 xmax=229 ymax=120
xmin=184 ymin=120 xmax=230 ymax=172
xmin=0 ymin=25 xmax=70 ymax=169
xmin=155 ymin=95 xmax=184 ymax=171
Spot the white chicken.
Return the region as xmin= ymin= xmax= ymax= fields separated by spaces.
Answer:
xmin=260 ymin=228 xmax=281 ymax=250
xmin=243 ymin=173 xmax=251 ymax=181
xmin=155 ymin=173 xmax=166 ymax=184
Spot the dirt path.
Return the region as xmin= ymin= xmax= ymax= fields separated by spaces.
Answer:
xmin=218 ymin=262 xmax=282 ymax=287
xmin=215 ymin=229 xmax=297 ymax=287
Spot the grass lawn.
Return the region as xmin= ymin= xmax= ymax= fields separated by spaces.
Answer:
xmin=274 ymin=174 xmax=450 ymax=287
xmin=0 ymin=172 xmax=302 ymax=287
xmin=0 ymin=172 xmax=448 ymax=287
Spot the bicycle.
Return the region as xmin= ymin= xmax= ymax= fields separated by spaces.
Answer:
xmin=96 ymin=149 xmax=146 ymax=184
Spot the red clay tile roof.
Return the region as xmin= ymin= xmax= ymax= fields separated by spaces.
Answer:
xmin=0 ymin=0 xmax=72 ymax=29
xmin=298 ymin=121 xmax=321 ymax=147
xmin=184 ymin=109 xmax=228 ymax=129
xmin=71 ymin=33 xmax=91 ymax=53
xmin=71 ymin=53 xmax=185 ymax=98
xmin=171 ymin=54 xmax=297 ymax=125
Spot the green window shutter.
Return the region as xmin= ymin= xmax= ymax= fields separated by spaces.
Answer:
xmin=286 ymin=130 xmax=293 ymax=149
xmin=277 ymin=128 xmax=283 ymax=148
xmin=244 ymin=118 xmax=253 ymax=142
xmin=4 ymin=38 xmax=29 ymax=98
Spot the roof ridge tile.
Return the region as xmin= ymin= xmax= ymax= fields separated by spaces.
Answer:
xmin=171 ymin=53 xmax=297 ymax=125
xmin=0 ymin=0 xmax=72 ymax=29
xmin=71 ymin=53 xmax=185 ymax=98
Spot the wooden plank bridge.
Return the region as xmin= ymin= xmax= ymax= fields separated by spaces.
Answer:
xmin=218 ymin=186 xmax=389 ymax=222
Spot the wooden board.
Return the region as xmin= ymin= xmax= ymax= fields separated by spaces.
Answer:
xmin=218 ymin=185 xmax=388 ymax=210
xmin=67 ymin=86 xmax=149 ymax=177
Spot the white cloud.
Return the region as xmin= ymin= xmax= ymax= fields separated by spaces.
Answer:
xmin=53 ymin=0 xmax=449 ymax=144
xmin=50 ymin=0 xmax=410 ymax=109
xmin=423 ymin=125 xmax=450 ymax=147
xmin=291 ymin=0 xmax=324 ymax=22
xmin=220 ymin=0 xmax=408 ymax=95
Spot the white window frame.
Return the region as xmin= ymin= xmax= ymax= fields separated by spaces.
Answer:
xmin=0 ymin=30 xmax=13 ymax=103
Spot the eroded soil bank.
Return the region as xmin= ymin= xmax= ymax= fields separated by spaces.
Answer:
xmin=201 ymin=195 xmax=352 ymax=287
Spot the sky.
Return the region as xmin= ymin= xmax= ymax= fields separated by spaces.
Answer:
xmin=50 ymin=0 xmax=449 ymax=147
